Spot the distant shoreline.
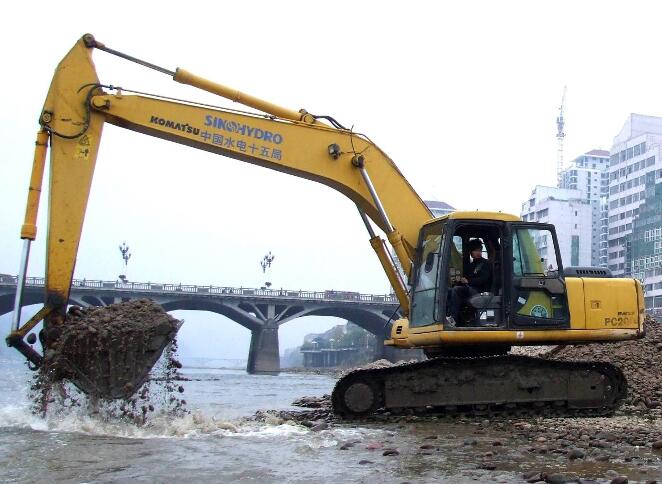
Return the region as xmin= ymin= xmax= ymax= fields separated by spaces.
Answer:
xmin=181 ymin=365 xmax=344 ymax=377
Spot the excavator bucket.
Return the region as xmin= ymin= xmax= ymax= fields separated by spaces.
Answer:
xmin=42 ymin=299 xmax=181 ymax=400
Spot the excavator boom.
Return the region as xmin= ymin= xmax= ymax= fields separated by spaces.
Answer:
xmin=40 ymin=36 xmax=432 ymax=313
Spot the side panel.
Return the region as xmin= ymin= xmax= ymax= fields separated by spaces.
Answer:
xmin=583 ymin=278 xmax=640 ymax=330
xmin=565 ymin=277 xmax=586 ymax=329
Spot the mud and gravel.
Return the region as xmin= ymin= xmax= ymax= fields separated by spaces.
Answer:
xmin=32 ymin=299 xmax=185 ymax=422
xmin=544 ymin=316 xmax=662 ymax=419
xmin=253 ymin=316 xmax=662 ymax=482
xmin=40 ymin=299 xmax=181 ymax=399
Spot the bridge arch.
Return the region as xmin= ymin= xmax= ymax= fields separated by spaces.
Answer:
xmin=0 ymin=291 xmax=44 ymax=316
xmin=159 ymin=299 xmax=263 ymax=332
xmin=284 ymin=305 xmax=397 ymax=337
xmin=0 ymin=278 xmax=403 ymax=375
xmin=0 ymin=291 xmax=89 ymax=317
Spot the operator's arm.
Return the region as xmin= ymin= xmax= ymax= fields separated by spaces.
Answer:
xmin=465 ymin=261 xmax=491 ymax=290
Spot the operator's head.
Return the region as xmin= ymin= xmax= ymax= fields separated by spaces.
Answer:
xmin=467 ymin=239 xmax=483 ymax=259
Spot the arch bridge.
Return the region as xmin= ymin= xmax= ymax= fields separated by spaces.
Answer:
xmin=0 ymin=276 xmax=401 ymax=374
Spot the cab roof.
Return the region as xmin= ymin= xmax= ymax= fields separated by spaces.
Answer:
xmin=423 ymin=210 xmax=521 ymax=227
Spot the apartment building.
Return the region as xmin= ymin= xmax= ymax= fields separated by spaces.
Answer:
xmin=559 ymin=150 xmax=610 ymax=266
xmin=521 ymin=186 xmax=593 ymax=267
xmin=607 ymin=114 xmax=662 ymax=312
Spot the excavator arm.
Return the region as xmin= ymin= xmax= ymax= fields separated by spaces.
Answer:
xmin=9 ymin=34 xmax=432 ymax=365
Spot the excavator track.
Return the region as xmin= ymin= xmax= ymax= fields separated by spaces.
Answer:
xmin=332 ymin=355 xmax=627 ymax=418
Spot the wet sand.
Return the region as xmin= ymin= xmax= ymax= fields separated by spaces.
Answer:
xmin=255 ymin=397 xmax=661 ymax=482
xmin=258 ymin=317 xmax=662 ymax=482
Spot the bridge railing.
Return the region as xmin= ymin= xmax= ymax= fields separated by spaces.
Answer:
xmin=0 ymin=275 xmax=399 ymax=304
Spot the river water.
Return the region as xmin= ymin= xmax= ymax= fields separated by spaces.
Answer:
xmin=1 ymin=357 xmax=660 ymax=483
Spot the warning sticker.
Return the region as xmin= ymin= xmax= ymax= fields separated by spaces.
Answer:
xmin=74 ymin=135 xmax=92 ymax=161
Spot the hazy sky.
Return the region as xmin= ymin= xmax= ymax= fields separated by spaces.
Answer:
xmin=2 ymin=1 xmax=661 ymax=359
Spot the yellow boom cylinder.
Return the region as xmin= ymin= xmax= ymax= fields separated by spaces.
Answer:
xmin=20 ymin=129 xmax=49 ymax=240
xmin=173 ymin=68 xmax=316 ymax=124
xmin=369 ymin=236 xmax=410 ymax=315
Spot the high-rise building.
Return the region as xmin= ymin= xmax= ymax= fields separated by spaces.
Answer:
xmin=558 ymin=150 xmax=610 ymax=266
xmin=631 ymin=183 xmax=662 ymax=312
xmin=521 ymin=186 xmax=593 ymax=267
xmin=608 ymin=114 xmax=662 ymax=312
xmin=607 ymin=114 xmax=662 ymax=274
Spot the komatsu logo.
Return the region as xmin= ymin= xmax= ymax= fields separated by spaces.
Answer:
xmin=204 ymin=115 xmax=283 ymax=144
xmin=150 ymin=116 xmax=200 ymax=135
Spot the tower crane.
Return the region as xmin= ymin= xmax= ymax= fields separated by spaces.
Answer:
xmin=556 ymin=86 xmax=567 ymax=185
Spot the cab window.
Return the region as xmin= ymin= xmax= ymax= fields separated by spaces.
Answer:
xmin=411 ymin=222 xmax=444 ymax=327
xmin=513 ymin=228 xmax=559 ymax=276
xmin=511 ymin=227 xmax=568 ymax=322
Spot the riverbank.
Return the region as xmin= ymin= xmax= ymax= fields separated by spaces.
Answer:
xmin=250 ymin=393 xmax=661 ymax=483
xmin=252 ymin=317 xmax=662 ymax=482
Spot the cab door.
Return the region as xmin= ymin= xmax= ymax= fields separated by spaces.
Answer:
xmin=506 ymin=223 xmax=570 ymax=329
xmin=409 ymin=220 xmax=446 ymax=328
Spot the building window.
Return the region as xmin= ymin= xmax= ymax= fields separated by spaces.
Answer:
xmin=571 ymin=235 xmax=580 ymax=266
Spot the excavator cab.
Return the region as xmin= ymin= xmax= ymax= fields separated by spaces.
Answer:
xmin=409 ymin=214 xmax=570 ymax=331
xmin=337 ymin=213 xmax=631 ymax=417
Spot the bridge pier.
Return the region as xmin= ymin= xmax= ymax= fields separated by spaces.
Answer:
xmin=247 ymin=319 xmax=280 ymax=375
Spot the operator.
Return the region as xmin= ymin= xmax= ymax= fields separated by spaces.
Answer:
xmin=447 ymin=238 xmax=492 ymax=327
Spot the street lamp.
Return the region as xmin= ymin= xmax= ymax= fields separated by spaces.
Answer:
xmin=260 ymin=251 xmax=275 ymax=288
xmin=118 ymin=241 xmax=131 ymax=282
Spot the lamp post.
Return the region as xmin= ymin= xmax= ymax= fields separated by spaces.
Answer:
xmin=118 ymin=241 xmax=131 ymax=282
xmin=260 ymin=251 xmax=275 ymax=288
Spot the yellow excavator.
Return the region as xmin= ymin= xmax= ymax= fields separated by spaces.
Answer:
xmin=7 ymin=35 xmax=646 ymax=417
